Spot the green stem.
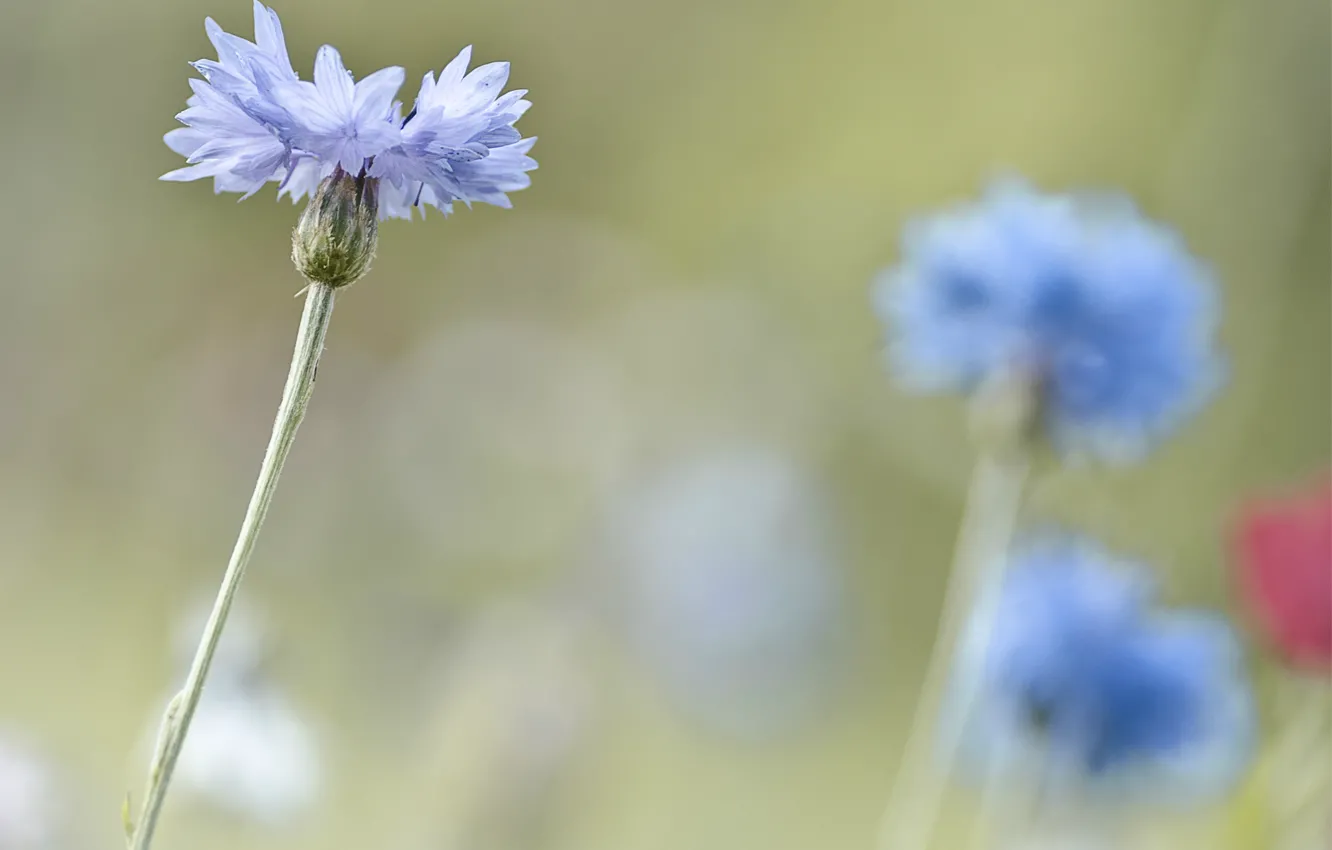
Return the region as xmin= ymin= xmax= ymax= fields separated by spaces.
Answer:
xmin=966 ymin=713 xmax=1027 ymax=850
xmin=128 ymin=282 xmax=337 ymax=850
xmin=875 ymin=451 xmax=1029 ymax=850
xmin=1270 ymin=673 xmax=1330 ymax=850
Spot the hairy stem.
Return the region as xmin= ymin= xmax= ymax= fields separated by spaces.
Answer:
xmin=128 ymin=282 xmax=337 ymax=850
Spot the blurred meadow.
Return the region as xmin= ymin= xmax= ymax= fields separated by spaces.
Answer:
xmin=0 ymin=0 xmax=1328 ymax=848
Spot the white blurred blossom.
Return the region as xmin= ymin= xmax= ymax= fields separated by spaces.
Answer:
xmin=0 ymin=734 xmax=55 ymax=849
xmin=174 ymin=598 xmax=269 ymax=687
xmin=605 ymin=445 xmax=846 ymax=738
xmin=172 ymin=686 xmax=321 ymax=825
xmin=148 ymin=603 xmax=322 ymax=825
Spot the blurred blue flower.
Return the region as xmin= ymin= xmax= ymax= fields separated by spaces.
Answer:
xmin=944 ymin=536 xmax=1255 ymax=807
xmin=163 ymin=2 xmax=536 ymax=218
xmin=873 ymin=180 xmax=1222 ymax=461
xmin=607 ymin=446 xmax=846 ymax=740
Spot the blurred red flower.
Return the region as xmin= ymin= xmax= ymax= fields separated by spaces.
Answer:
xmin=1233 ymin=475 xmax=1332 ymax=672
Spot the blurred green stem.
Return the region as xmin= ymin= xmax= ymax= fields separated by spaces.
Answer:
xmin=1269 ymin=673 xmax=1330 ymax=850
xmin=876 ymin=376 xmax=1033 ymax=850
xmin=965 ymin=711 xmax=1027 ymax=850
xmin=127 ymin=282 xmax=337 ymax=850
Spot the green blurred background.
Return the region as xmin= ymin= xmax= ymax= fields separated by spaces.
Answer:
xmin=0 ymin=0 xmax=1328 ymax=847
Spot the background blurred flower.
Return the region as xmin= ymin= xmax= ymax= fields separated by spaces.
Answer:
xmin=945 ymin=536 xmax=1255 ymax=808
xmin=874 ymin=180 xmax=1223 ymax=462
xmin=2 ymin=0 xmax=1325 ymax=845
xmin=1234 ymin=477 xmax=1332 ymax=849
xmin=603 ymin=445 xmax=847 ymax=740
xmin=172 ymin=687 xmax=322 ymax=826
xmin=0 ymin=733 xmax=55 ymax=849
xmin=1232 ymin=474 xmax=1332 ymax=672
xmin=149 ymin=604 xmax=322 ymax=826
xmin=172 ymin=598 xmax=272 ymax=690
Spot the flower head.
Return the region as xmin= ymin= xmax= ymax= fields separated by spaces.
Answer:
xmin=1233 ymin=474 xmax=1332 ymax=672
xmin=163 ymin=2 xmax=535 ymax=218
xmin=945 ymin=536 xmax=1255 ymax=807
xmin=874 ymin=180 xmax=1222 ymax=462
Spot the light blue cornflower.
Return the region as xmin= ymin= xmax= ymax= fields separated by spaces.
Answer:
xmin=873 ymin=180 xmax=1222 ymax=462
xmin=163 ymin=2 xmax=536 ymax=218
xmin=943 ymin=536 xmax=1255 ymax=807
xmin=608 ymin=447 xmax=846 ymax=740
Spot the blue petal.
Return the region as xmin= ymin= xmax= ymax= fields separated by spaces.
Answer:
xmin=874 ymin=179 xmax=1222 ymax=463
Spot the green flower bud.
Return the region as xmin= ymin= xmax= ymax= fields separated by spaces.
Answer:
xmin=291 ymin=167 xmax=379 ymax=288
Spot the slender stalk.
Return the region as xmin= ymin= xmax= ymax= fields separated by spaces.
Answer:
xmin=969 ymin=742 xmax=1129 ymax=850
xmin=1269 ymin=674 xmax=1330 ymax=850
xmin=1007 ymin=812 xmax=1129 ymax=850
xmin=128 ymin=282 xmax=338 ymax=850
xmin=966 ymin=719 xmax=1027 ymax=850
xmin=875 ymin=449 xmax=1029 ymax=850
